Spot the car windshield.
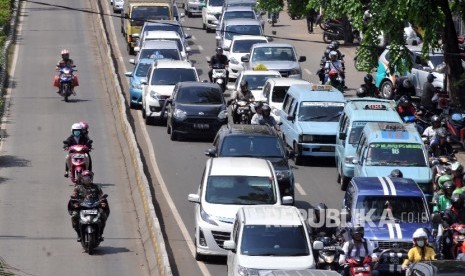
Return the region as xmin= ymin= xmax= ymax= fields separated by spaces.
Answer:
xmin=219 ymin=136 xmax=284 ymax=157
xmin=240 ymin=225 xmax=309 ymax=256
xmin=242 ymin=74 xmax=280 ymax=90
xmin=140 ymin=49 xmax=181 ymax=61
xmin=209 ymin=0 xmax=224 ymax=6
xmin=205 ymin=175 xmax=276 ymax=204
xmin=298 ymin=102 xmax=344 ymax=122
xmin=225 ymin=25 xmax=261 ymax=40
xmin=145 ymin=38 xmax=183 ymax=52
xmin=224 ymin=11 xmax=255 ymax=21
xmin=270 ymin=86 xmax=289 ymax=103
xmin=252 ymin=47 xmax=296 ymax=62
xmin=135 ymin=63 xmax=152 ymax=77
xmin=429 ymin=55 xmax=444 ymax=69
xmin=176 ymin=86 xmax=223 ymax=104
xmin=232 ymin=39 xmax=266 ymax=53
xmin=131 ymin=7 xmax=171 ymax=25
xmin=151 ymin=68 xmax=197 ymax=85
xmin=365 ymin=143 xmax=426 ymax=166
xmin=355 ymin=195 xmax=428 ymax=223
xmin=143 ymin=24 xmax=183 ymax=38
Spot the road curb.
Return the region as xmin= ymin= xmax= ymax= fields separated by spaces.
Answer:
xmin=93 ymin=1 xmax=172 ymax=275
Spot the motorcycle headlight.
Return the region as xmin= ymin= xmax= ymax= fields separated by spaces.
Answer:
xmin=230 ymin=57 xmax=240 ymax=65
xmin=80 ymin=213 xmax=92 ymax=223
xmin=323 ymin=254 xmax=335 ymax=263
xmin=173 ymin=108 xmax=187 ymax=120
xmin=200 ymin=208 xmax=218 ymax=226
xmin=217 ymin=109 xmax=228 ymax=120
xmin=290 ymin=69 xmax=301 ymax=75
xmin=238 ymin=265 xmax=259 ymax=276
xmin=275 ymin=169 xmax=292 ymax=180
xmin=150 ymin=91 xmax=161 ymax=100
xmin=300 ymin=134 xmax=314 ymax=143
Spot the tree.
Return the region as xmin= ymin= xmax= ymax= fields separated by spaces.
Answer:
xmin=307 ymin=0 xmax=465 ymax=107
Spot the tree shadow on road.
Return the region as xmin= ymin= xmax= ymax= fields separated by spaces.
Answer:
xmin=0 ymin=155 xmax=30 ymax=167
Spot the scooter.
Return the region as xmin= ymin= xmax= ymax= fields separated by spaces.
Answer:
xmin=64 ymin=143 xmax=92 ymax=184
xmin=448 ymin=223 xmax=465 ymax=259
xmin=54 ymin=66 xmax=78 ymax=102
xmin=69 ymin=194 xmax=108 ymax=255
xmin=346 ymin=256 xmax=372 ymax=276
xmin=211 ymin=63 xmax=227 ymax=92
xmin=234 ymin=100 xmax=254 ymax=124
xmin=315 ymin=236 xmax=344 ymax=270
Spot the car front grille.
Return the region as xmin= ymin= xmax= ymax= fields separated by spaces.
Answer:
xmin=377 ymin=241 xmax=412 ymax=251
xmin=211 ymin=231 xmax=230 ymax=248
xmin=313 ymin=135 xmax=336 ymax=144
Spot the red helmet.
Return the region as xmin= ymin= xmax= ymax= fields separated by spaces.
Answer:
xmin=79 ymin=121 xmax=89 ymax=133
xmin=329 ymin=69 xmax=338 ymax=77
xmin=81 ymin=170 xmax=94 ymax=185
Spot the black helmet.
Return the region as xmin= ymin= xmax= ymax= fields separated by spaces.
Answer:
xmin=328 ymin=43 xmax=335 ymax=50
xmin=254 ymin=101 xmax=263 ymax=109
xmin=390 ymin=169 xmax=403 ymax=178
xmin=398 ymin=96 xmax=410 ymax=106
xmin=216 ymin=47 xmax=223 ymax=53
xmin=431 ymin=115 xmax=441 ymax=126
xmin=451 ymin=194 xmax=463 ymax=208
xmin=330 ymin=40 xmax=340 ymax=49
xmin=240 ymin=80 xmax=248 ymax=88
xmin=364 ymin=74 xmax=373 ymax=83
xmin=403 ymin=78 xmax=413 ymax=88
xmin=262 ymin=104 xmax=271 ymax=116
xmin=443 ymin=181 xmax=455 ymax=192
xmin=356 ymin=87 xmax=367 ymax=97
xmin=351 ymin=225 xmax=364 ymax=238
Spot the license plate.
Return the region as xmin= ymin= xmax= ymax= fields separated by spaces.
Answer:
xmin=73 ymin=154 xmax=85 ymax=158
xmin=320 ymin=146 xmax=334 ymax=152
xmin=82 ymin=210 xmax=98 ymax=215
xmin=194 ymin=123 xmax=209 ymax=129
xmin=355 ymin=267 xmax=369 ymax=272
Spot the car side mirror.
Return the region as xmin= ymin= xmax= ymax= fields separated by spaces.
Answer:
xmin=215 ymin=35 xmax=221 ymax=41
xmin=287 ymin=115 xmax=295 ymax=121
xmin=204 ymin=148 xmax=217 ymax=157
xmin=124 ymin=72 xmax=133 ymax=77
xmin=298 ymin=56 xmax=306 ymax=62
xmin=187 ymin=194 xmax=200 ymax=203
xmin=282 ymin=196 xmax=294 ymax=205
xmin=339 ymin=132 xmax=347 ymax=140
xmin=223 ymin=240 xmax=236 ymax=252
xmin=241 ymin=55 xmax=250 ymax=62
xmin=185 ymin=33 xmax=192 ymax=39
xmin=313 ymin=240 xmax=324 ymax=250
xmin=134 ymin=46 xmax=140 ymax=52
xmin=185 ymin=46 xmax=192 ymax=52
xmin=141 ymin=80 xmax=148 ymax=85
xmin=129 ymin=59 xmax=135 ymax=65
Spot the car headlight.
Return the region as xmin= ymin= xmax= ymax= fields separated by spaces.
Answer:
xmin=275 ymin=169 xmax=292 ymax=180
xmin=132 ymin=82 xmax=142 ymax=89
xmin=290 ymin=69 xmax=301 ymax=75
xmin=323 ymin=254 xmax=335 ymax=263
xmin=230 ymin=57 xmax=240 ymax=65
xmin=200 ymin=208 xmax=218 ymax=226
xmin=300 ymin=134 xmax=314 ymax=143
xmin=238 ymin=265 xmax=260 ymax=276
xmin=173 ymin=108 xmax=187 ymax=120
xmin=217 ymin=109 xmax=228 ymax=120
xmin=344 ymin=156 xmax=355 ymax=164
xmin=150 ymin=91 xmax=161 ymax=100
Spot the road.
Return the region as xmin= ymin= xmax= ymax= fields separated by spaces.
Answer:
xmin=101 ymin=2 xmax=367 ymax=275
xmin=0 ymin=0 xmax=149 ymax=275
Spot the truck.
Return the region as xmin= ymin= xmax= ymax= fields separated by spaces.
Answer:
xmin=121 ymin=0 xmax=173 ymax=55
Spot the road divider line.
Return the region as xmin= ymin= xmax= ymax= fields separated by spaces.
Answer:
xmin=197 ymin=45 xmax=203 ymax=51
xmin=304 ymin=68 xmax=312 ymax=76
xmin=95 ymin=1 xmax=172 ymax=275
xmin=295 ymin=182 xmax=307 ymax=195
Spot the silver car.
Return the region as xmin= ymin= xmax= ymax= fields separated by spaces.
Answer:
xmin=241 ymin=43 xmax=306 ymax=79
xmin=216 ymin=18 xmax=263 ymax=50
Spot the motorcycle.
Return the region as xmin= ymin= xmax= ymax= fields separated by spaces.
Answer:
xmin=64 ymin=143 xmax=92 ymax=184
xmin=54 ymin=66 xmax=78 ymax=102
xmin=447 ymin=223 xmax=465 ymax=259
xmin=445 ymin=112 xmax=465 ymax=149
xmin=314 ymin=236 xmax=344 ymax=270
xmin=211 ymin=63 xmax=227 ymax=92
xmin=319 ymin=19 xmax=360 ymax=44
xmin=70 ymin=194 xmax=108 ymax=255
xmin=234 ymin=100 xmax=254 ymax=124
xmin=267 ymin=11 xmax=279 ymax=27
xmin=346 ymin=256 xmax=372 ymax=276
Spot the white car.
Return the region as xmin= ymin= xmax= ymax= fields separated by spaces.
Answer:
xmin=224 ymin=205 xmax=316 ymax=275
xmin=215 ymin=18 xmax=263 ymax=50
xmin=202 ymin=0 xmax=224 ymax=33
xmin=228 ymin=69 xmax=282 ymax=101
xmin=184 ymin=0 xmax=205 ymax=17
xmin=112 ymin=0 xmax=124 ymax=13
xmin=224 ymin=35 xmax=269 ymax=79
xmin=141 ymin=60 xmax=199 ymax=125
xmin=134 ymin=30 xmax=191 ymax=61
xmin=261 ymin=78 xmax=311 ymax=117
xmin=130 ymin=40 xmax=182 ymax=65
xmin=187 ymin=157 xmax=293 ymax=260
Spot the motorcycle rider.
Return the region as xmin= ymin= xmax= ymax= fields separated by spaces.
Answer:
xmin=258 ymin=104 xmax=279 ymax=131
xmin=429 ymin=128 xmax=454 ymax=158
xmin=208 ymin=47 xmax=229 ymax=83
xmin=396 ymin=96 xmax=424 ymax=133
xmin=339 ymin=225 xmax=379 ymax=276
xmin=389 ymin=169 xmax=403 ymax=178
xmin=228 ymin=80 xmax=255 ymax=124
xmin=359 ymin=74 xmax=380 ymax=98
xmin=63 ymin=123 xmax=93 ymax=178
xmin=68 ymin=170 xmax=109 ymax=242
xmin=451 ymin=162 xmax=464 ymax=188
xmin=438 ymin=194 xmax=465 ymax=257
xmin=326 ymin=69 xmax=344 ymax=93
xmin=56 ymin=49 xmax=75 ymax=95
xmin=433 ymin=181 xmax=454 ymax=213
xmin=324 ymin=51 xmax=345 ymax=84
xmin=317 ymin=49 xmax=331 ymax=84
xmin=401 ymin=228 xmax=436 ymax=270
xmin=421 ymin=73 xmax=437 ymax=110
xmin=394 ymin=76 xmax=415 ymax=100
xmin=250 ymin=101 xmax=263 ymax=125
xmin=423 ymin=115 xmax=442 ymax=141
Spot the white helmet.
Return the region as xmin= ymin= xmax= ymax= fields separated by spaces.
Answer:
xmin=412 ymin=228 xmax=428 ymax=240
xmin=329 ymin=51 xmax=337 ymax=58
xmin=71 ymin=123 xmax=83 ymax=136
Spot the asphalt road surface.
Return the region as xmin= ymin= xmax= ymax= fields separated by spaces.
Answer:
xmin=0 ymin=0 xmax=149 ymax=275
xmin=99 ymin=1 xmax=368 ymax=275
